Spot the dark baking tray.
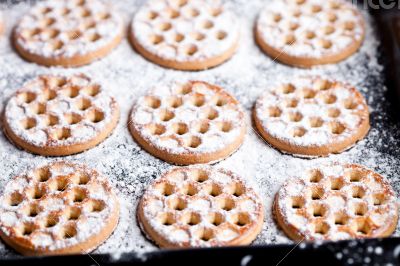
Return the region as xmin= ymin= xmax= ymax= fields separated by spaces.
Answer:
xmin=1 ymin=1 xmax=400 ymax=265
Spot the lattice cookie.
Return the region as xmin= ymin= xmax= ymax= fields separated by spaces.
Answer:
xmin=3 ymin=74 xmax=120 ymax=156
xmin=255 ymin=0 xmax=365 ymax=68
xmin=253 ymin=76 xmax=370 ymax=157
xmin=0 ymin=162 xmax=119 ymax=255
xmin=129 ymin=81 xmax=246 ymax=165
xmin=130 ymin=0 xmax=240 ymax=70
xmin=13 ymin=0 xmax=123 ymax=67
xmin=274 ymin=164 xmax=398 ymax=241
xmin=138 ymin=167 xmax=264 ymax=248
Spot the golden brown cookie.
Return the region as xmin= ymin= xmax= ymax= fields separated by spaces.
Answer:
xmin=253 ymin=76 xmax=370 ymax=157
xmin=255 ymin=0 xmax=365 ymax=68
xmin=0 ymin=161 xmax=119 ymax=255
xmin=3 ymin=74 xmax=120 ymax=156
xmin=130 ymin=0 xmax=240 ymax=70
xmin=138 ymin=167 xmax=264 ymax=248
xmin=13 ymin=0 xmax=123 ymax=67
xmin=129 ymin=81 xmax=246 ymax=165
xmin=274 ymin=164 xmax=398 ymax=241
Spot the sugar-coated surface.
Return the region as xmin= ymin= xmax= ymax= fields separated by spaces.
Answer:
xmin=0 ymin=0 xmax=399 ymax=258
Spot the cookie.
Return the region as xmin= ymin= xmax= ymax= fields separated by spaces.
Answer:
xmin=3 ymin=74 xmax=120 ymax=156
xmin=0 ymin=162 xmax=119 ymax=255
xmin=274 ymin=164 xmax=398 ymax=241
xmin=13 ymin=0 xmax=123 ymax=67
xmin=255 ymin=0 xmax=365 ymax=68
xmin=130 ymin=0 xmax=240 ymax=70
xmin=138 ymin=167 xmax=264 ymax=248
xmin=253 ymin=76 xmax=370 ymax=157
xmin=129 ymin=81 xmax=246 ymax=165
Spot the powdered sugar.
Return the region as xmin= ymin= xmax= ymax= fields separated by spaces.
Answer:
xmin=0 ymin=0 xmax=399 ymax=258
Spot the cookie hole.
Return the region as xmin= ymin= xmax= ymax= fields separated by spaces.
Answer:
xmin=158 ymin=109 xmax=174 ymax=122
xmin=218 ymin=121 xmax=232 ymax=133
xmin=273 ymin=13 xmax=282 ymax=23
xmin=77 ymin=173 xmax=90 ymax=185
xmin=328 ymin=13 xmax=338 ymax=22
xmin=346 ymin=169 xmax=364 ymax=182
xmin=63 ymin=86 xmax=80 ymax=98
xmin=334 ymin=212 xmax=348 ymax=225
xmin=31 ymin=102 xmax=46 ymax=115
xmin=305 ymin=31 xmax=316 ymax=40
xmin=174 ymin=33 xmax=185 ymax=43
xmin=190 ymin=94 xmax=206 ymax=107
xmin=90 ymin=200 xmax=105 ymax=212
xmin=27 ymin=204 xmax=40 ymax=217
xmin=312 ymin=203 xmax=327 ymax=217
xmin=302 ymin=89 xmax=316 ymax=99
xmin=288 ymin=112 xmax=303 ymax=122
xmin=76 ymin=98 xmax=92 ymax=111
xmin=21 ymin=223 xmax=34 ymax=236
xmin=66 ymin=207 xmax=81 ymax=220
xmin=324 ymin=94 xmax=337 ymax=104
xmin=84 ymin=20 xmax=96 ymax=30
xmin=52 ymin=40 xmax=64 ymax=51
xmin=145 ymin=96 xmax=161 ymax=109
xmin=229 ymin=183 xmax=245 ymax=197
xmin=206 ymin=183 xmax=222 ymax=197
xmin=192 ymin=32 xmax=205 ymax=41
xmin=192 ymin=169 xmax=209 ymax=183
xmin=42 ymin=17 xmax=56 ymax=27
xmin=61 ymin=8 xmax=71 ymax=16
xmin=330 ymin=178 xmax=344 ymax=190
xmin=185 ymin=44 xmax=198 ymax=56
xmin=292 ymin=127 xmax=306 ymax=137
xmin=72 ymin=188 xmax=86 ymax=203
xmin=65 ymin=113 xmax=82 ymax=125
xmin=42 ymin=28 xmax=60 ymax=39
xmin=321 ymin=40 xmax=333 ymax=49
xmin=292 ymin=9 xmax=302 ymax=17
xmin=159 ymin=212 xmax=175 ymax=226
xmin=44 ymin=217 xmax=58 ymax=228
xmin=311 ymin=187 xmax=324 ymax=200
xmin=159 ymin=22 xmax=172 ymax=31
xmin=30 ymin=186 xmax=45 ymax=200
xmin=22 ymin=28 xmax=41 ymax=38
xmin=206 ymin=108 xmax=219 ymax=120
xmin=97 ymin=12 xmax=110 ymax=20
xmin=216 ymin=31 xmax=227 ymax=40
xmin=187 ymin=8 xmax=199 ymax=17
xmin=67 ymin=30 xmax=82 ymax=40
xmin=281 ymin=84 xmax=296 ymax=94
xmin=285 ymin=98 xmax=299 ymax=108
xmin=352 ymin=186 xmax=366 ymax=199
xmin=198 ymin=228 xmax=214 ymax=242
xmin=176 ymin=0 xmax=188 ymax=7
xmin=43 ymin=89 xmax=57 ymax=101
xmin=356 ymin=220 xmax=370 ymax=235
xmin=353 ymin=202 xmax=367 ymax=216
xmin=309 ymin=117 xmax=324 ymax=128
xmin=182 ymin=183 xmax=198 ymax=196
xmin=147 ymin=11 xmax=158 ymax=20
xmin=309 ymin=169 xmax=323 ymax=183
xmin=314 ymin=79 xmax=332 ymax=91
xmin=218 ymin=198 xmax=235 ymax=211
xmin=62 ymin=225 xmax=77 ymax=239
xmin=285 ymin=35 xmax=296 ymax=45
xmin=184 ymin=136 xmax=202 ymax=148
xmin=54 ymin=128 xmax=71 ymax=141
xmin=329 ymin=122 xmax=346 ymax=135
xmin=344 ymin=21 xmax=355 ymax=31
xmin=87 ymin=109 xmax=104 ymax=123
xmin=49 ymin=77 xmax=67 ymax=87
xmin=21 ymin=118 xmax=37 ymax=130
xmin=330 ymin=1 xmax=342 ymax=9
xmin=44 ymin=114 xmax=59 ymax=127
xmin=177 ymin=84 xmax=192 ymax=95
xmin=289 ymin=23 xmax=299 ymax=31
xmin=147 ymin=124 xmax=166 ymax=136
xmin=208 ymin=212 xmax=224 ymax=226
xmin=344 ymin=99 xmax=358 ymax=110
xmin=157 ymin=183 xmax=175 ymax=196
xmin=52 ymin=177 xmax=69 ymax=192
xmin=233 ymin=212 xmax=251 ymax=227
xmin=8 ymin=192 xmax=23 ymax=207
xmin=373 ymin=193 xmax=386 ymax=206
xmin=168 ymin=198 xmax=187 ymax=211
xmin=296 ymin=0 xmax=306 ymax=5
xmin=19 ymin=92 xmax=37 ymax=104
xmin=202 ymin=20 xmax=214 ymax=29
xmin=324 ymin=26 xmax=335 ymax=35
xmin=210 ymin=8 xmax=222 ymax=17
xmin=194 ymin=121 xmax=210 ymax=134
xmin=151 ymin=35 xmax=164 ymax=45
xmin=181 ymin=212 xmax=201 ymax=225
xmin=311 ymin=5 xmax=322 ymax=13
xmin=173 ymin=123 xmax=188 ymax=135
xmin=88 ymin=33 xmax=101 ymax=42
xmin=328 ymin=108 xmax=341 ymax=118
xmin=34 ymin=167 xmax=51 ymax=182
xmin=168 ymin=97 xmax=183 ymax=108
xmin=167 ymin=9 xmax=180 ymax=19
xmin=314 ymin=222 xmax=330 ymax=235
xmin=41 ymin=7 xmax=52 ymax=14
xmin=75 ymin=0 xmax=86 ymax=6
xmin=291 ymin=196 xmax=305 ymax=209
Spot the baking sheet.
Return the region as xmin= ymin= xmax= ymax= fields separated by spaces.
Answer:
xmin=0 ymin=0 xmax=399 ymax=258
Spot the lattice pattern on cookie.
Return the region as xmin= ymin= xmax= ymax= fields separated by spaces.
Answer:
xmin=140 ymin=167 xmax=264 ymax=247
xmin=254 ymin=76 xmax=369 ymax=149
xmin=14 ymin=0 xmax=123 ymax=58
xmin=256 ymin=0 xmax=364 ymax=57
xmin=5 ymin=74 xmax=118 ymax=147
xmin=130 ymin=81 xmax=245 ymax=155
xmin=275 ymin=164 xmax=398 ymax=241
xmin=131 ymin=0 xmax=239 ymax=62
xmin=0 ymin=162 xmax=118 ymax=251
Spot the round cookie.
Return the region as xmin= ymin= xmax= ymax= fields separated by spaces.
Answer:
xmin=253 ymin=76 xmax=370 ymax=157
xmin=13 ymin=0 xmax=123 ymax=67
xmin=3 ymin=74 xmax=120 ymax=156
xmin=129 ymin=81 xmax=246 ymax=165
xmin=0 ymin=161 xmax=119 ymax=255
xmin=130 ymin=0 xmax=240 ymax=70
xmin=138 ymin=167 xmax=264 ymax=248
xmin=274 ymin=164 xmax=398 ymax=241
xmin=255 ymin=0 xmax=365 ymax=68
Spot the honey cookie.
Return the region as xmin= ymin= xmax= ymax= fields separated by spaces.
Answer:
xmin=13 ymin=0 xmax=123 ymax=67
xmin=274 ymin=164 xmax=398 ymax=241
xmin=253 ymin=76 xmax=370 ymax=157
xmin=138 ymin=167 xmax=264 ymax=248
xmin=255 ymin=0 xmax=365 ymax=68
xmin=130 ymin=0 xmax=240 ymax=70
xmin=0 ymin=162 xmax=119 ymax=255
xmin=3 ymin=74 xmax=120 ymax=156
xmin=129 ymin=81 xmax=246 ymax=165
